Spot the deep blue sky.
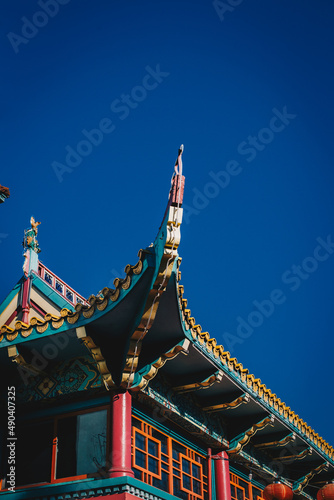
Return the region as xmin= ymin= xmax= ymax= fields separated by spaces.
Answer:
xmin=1 ymin=1 xmax=334 ymax=446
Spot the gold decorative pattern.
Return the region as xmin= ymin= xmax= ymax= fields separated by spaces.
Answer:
xmin=44 ymin=313 xmax=61 ymax=322
xmin=67 ymin=311 xmax=80 ymax=323
xmin=121 ymin=275 xmax=131 ymax=290
xmin=127 ymin=340 xmax=190 ymax=391
xmin=51 ymin=318 xmax=64 ymax=329
xmin=177 ymin=283 xmax=334 ymax=462
xmin=132 ymin=259 xmax=143 ymax=275
xmin=272 ymin=447 xmax=312 ymax=462
xmin=120 ymin=252 xmax=177 ymax=389
xmin=6 ymin=331 xmax=19 ymax=341
xmin=30 ymin=317 xmax=44 ymax=326
xmin=8 ymin=346 xmax=47 ymax=377
xmin=82 ymin=308 xmax=95 ymax=319
xmin=173 ymin=370 xmax=223 ymax=393
xmin=21 ymin=327 xmax=33 ymax=338
xmin=121 ymin=206 xmax=184 ymax=390
xmin=202 ymin=392 xmax=250 ymax=412
xmin=76 ymin=326 xmax=116 ymax=390
xmin=96 ymin=298 xmax=108 ymax=311
xmin=110 ymin=288 xmax=120 ymax=302
xmin=293 ymin=462 xmax=329 ymax=493
xmin=228 ymin=416 xmax=275 ymax=454
xmin=36 ymin=323 xmax=48 ymax=333
xmin=254 ymin=432 xmax=295 ymax=449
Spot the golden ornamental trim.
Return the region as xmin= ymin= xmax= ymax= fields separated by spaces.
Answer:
xmin=228 ymin=416 xmax=275 ymax=454
xmin=177 ymin=283 xmax=334 ymax=462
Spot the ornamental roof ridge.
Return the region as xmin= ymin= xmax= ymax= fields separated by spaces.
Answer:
xmin=177 ymin=282 xmax=334 ymax=463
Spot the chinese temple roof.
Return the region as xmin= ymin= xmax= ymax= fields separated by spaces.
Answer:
xmin=0 ymin=147 xmax=333 ymax=494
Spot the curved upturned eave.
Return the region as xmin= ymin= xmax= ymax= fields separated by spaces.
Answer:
xmin=0 ymin=199 xmax=184 ymax=392
xmin=0 ymin=250 xmax=148 ymax=347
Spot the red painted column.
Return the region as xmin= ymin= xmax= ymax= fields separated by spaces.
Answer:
xmin=21 ymin=276 xmax=31 ymax=324
xmin=108 ymin=391 xmax=134 ymax=478
xmin=214 ymin=451 xmax=231 ymax=500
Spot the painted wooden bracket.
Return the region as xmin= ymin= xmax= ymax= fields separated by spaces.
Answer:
xmin=202 ymin=392 xmax=250 ymax=412
xmin=173 ymin=369 xmax=223 ymax=393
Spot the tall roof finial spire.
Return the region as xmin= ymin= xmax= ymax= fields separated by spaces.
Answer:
xmin=174 ymin=144 xmax=184 ymax=176
xmin=157 ymin=145 xmax=186 ymax=234
xmin=169 ymin=144 xmax=185 ymax=207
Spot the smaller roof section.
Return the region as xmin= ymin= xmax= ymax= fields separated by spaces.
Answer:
xmin=0 ymin=217 xmax=88 ymax=331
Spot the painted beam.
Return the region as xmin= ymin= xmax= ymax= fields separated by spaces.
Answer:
xmin=272 ymin=447 xmax=312 ymax=462
xmin=131 ymin=338 xmax=190 ymax=390
xmin=253 ymin=432 xmax=295 ymax=449
xmin=76 ymin=326 xmax=115 ymax=389
xmin=293 ymin=462 xmax=329 ymax=493
xmin=228 ymin=415 xmax=275 ymax=454
xmin=173 ymin=369 xmax=223 ymax=393
xmin=203 ymin=392 xmax=250 ymax=412
xmin=7 ymin=344 xmax=48 ymax=379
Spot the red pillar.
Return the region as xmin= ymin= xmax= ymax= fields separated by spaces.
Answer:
xmin=21 ymin=276 xmax=31 ymax=324
xmin=214 ymin=451 xmax=231 ymax=500
xmin=108 ymin=391 xmax=134 ymax=478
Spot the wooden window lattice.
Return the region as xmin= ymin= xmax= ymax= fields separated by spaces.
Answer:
xmin=132 ymin=416 xmax=208 ymax=500
xmin=230 ymin=472 xmax=264 ymax=500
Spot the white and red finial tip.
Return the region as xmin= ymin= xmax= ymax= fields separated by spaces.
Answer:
xmin=175 ymin=144 xmax=184 ymax=176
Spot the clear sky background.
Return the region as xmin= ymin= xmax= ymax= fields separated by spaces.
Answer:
xmin=1 ymin=1 xmax=334 ymax=445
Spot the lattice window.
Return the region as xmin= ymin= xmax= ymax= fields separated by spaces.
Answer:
xmin=252 ymin=486 xmax=264 ymax=500
xmin=230 ymin=472 xmax=264 ymax=500
xmin=179 ymin=453 xmax=203 ymax=498
xmin=133 ymin=428 xmax=161 ymax=479
xmin=132 ymin=416 xmax=208 ymax=500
